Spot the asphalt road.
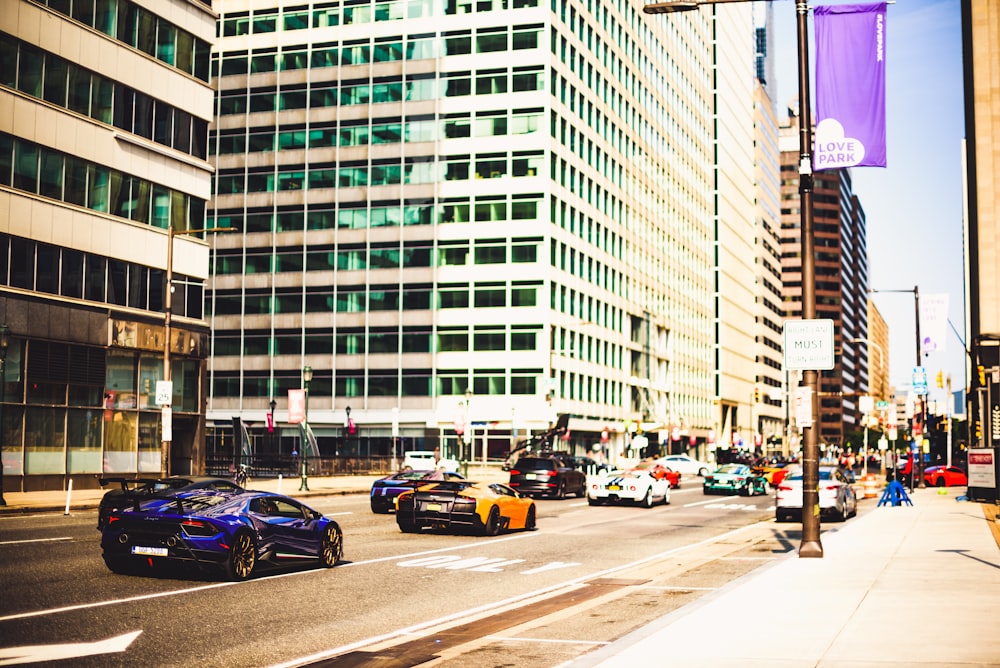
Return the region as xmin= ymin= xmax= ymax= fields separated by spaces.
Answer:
xmin=0 ymin=485 xmax=873 ymax=667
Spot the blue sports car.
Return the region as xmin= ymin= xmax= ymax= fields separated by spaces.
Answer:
xmin=370 ymin=469 xmax=466 ymax=513
xmin=100 ymin=489 xmax=343 ymax=581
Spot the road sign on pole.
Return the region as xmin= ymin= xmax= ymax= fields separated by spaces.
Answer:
xmin=783 ymin=319 xmax=835 ymax=370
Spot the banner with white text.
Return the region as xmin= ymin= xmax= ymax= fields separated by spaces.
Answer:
xmin=814 ymin=2 xmax=887 ymax=168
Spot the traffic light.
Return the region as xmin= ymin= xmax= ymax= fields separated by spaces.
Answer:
xmin=754 ymin=387 xmax=760 ymax=402
xmin=978 ymin=365 xmax=986 ymax=386
xmin=935 ymin=371 xmax=944 ymax=388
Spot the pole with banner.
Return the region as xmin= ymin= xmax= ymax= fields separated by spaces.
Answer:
xmin=814 ymin=2 xmax=887 ymax=169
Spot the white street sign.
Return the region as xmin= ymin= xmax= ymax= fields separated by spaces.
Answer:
xmin=783 ymin=319 xmax=835 ymax=370
xmin=155 ymin=380 xmax=172 ymax=406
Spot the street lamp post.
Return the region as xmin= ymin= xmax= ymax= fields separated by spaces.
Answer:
xmin=161 ymin=225 xmax=237 ymax=478
xmin=871 ymin=286 xmax=925 ymax=487
xmin=300 ymin=365 xmax=313 ymax=491
xmin=644 ymin=0 xmax=822 ymax=556
xmin=0 ymin=324 xmax=9 ymax=506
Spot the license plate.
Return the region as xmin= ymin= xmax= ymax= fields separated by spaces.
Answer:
xmin=525 ymin=473 xmax=536 ymax=480
xmin=131 ymin=546 xmax=168 ymax=557
xmin=607 ymin=485 xmax=621 ymax=491
xmin=426 ymin=503 xmax=441 ymax=511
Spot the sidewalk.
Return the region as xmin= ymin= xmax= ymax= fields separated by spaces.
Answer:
xmin=569 ymin=486 xmax=1000 ymax=668
xmin=3 ymin=477 xmax=999 ymax=667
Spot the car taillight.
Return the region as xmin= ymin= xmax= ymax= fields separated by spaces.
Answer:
xmin=778 ymin=484 xmax=793 ymax=491
xmin=108 ymin=515 xmax=122 ymax=525
xmin=546 ymin=470 xmax=558 ymax=477
xmin=509 ymin=469 xmax=521 ymax=476
xmin=822 ymin=484 xmax=839 ymax=491
xmin=180 ymin=519 xmax=218 ymax=537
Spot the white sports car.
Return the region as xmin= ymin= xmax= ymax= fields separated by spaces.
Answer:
xmin=586 ymin=469 xmax=671 ymax=507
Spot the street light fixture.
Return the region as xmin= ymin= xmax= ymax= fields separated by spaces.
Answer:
xmin=300 ymin=365 xmax=313 ymax=491
xmin=0 ymin=324 xmax=9 ymax=506
xmin=645 ymin=0 xmax=822 ymax=556
xmin=161 ymin=225 xmax=237 ymax=478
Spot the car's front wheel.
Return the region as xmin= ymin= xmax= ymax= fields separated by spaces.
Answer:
xmin=227 ymin=529 xmax=257 ymax=581
xmin=640 ymin=488 xmax=654 ymax=508
xmin=319 ymin=523 xmax=343 ymax=568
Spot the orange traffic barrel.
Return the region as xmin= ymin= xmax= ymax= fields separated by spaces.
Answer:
xmin=863 ymin=474 xmax=879 ymax=499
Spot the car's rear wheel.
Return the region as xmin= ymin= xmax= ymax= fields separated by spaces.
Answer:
xmin=698 ymin=467 xmax=710 ymax=477
xmin=935 ymin=477 xmax=946 ymax=487
xmin=587 ymin=496 xmax=602 ymax=506
xmin=319 ymin=524 xmax=343 ymax=568
xmin=484 ymin=506 xmax=501 ymax=536
xmin=370 ymin=499 xmax=392 ymax=514
xmin=641 ymin=488 xmax=653 ymax=508
xmin=525 ymin=505 xmax=537 ymax=531
xmin=227 ymin=529 xmax=257 ymax=581
xmin=398 ymin=517 xmax=419 ymax=533
xmin=553 ymin=482 xmax=566 ymax=500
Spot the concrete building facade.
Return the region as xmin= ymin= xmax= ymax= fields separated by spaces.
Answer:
xmin=204 ymin=0 xmax=764 ymax=467
xmin=0 ymin=0 xmax=217 ymax=492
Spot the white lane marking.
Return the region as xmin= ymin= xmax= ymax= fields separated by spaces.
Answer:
xmin=0 ymin=630 xmax=141 ymax=665
xmin=268 ymin=520 xmax=772 ymax=668
xmin=0 ymin=581 xmax=240 ymax=623
xmin=0 ymin=537 xmax=72 ymax=546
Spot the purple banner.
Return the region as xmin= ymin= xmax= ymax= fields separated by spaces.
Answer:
xmin=814 ymin=3 xmax=887 ymax=168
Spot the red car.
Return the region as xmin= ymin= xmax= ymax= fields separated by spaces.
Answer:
xmin=633 ymin=460 xmax=682 ymax=488
xmin=923 ymin=465 xmax=968 ymax=487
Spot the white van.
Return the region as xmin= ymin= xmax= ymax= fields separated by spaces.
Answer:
xmin=402 ymin=450 xmax=460 ymax=472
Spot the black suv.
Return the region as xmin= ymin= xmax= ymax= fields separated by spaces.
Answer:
xmin=508 ymin=456 xmax=586 ymax=499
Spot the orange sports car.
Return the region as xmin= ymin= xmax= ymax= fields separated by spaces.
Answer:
xmin=395 ymin=480 xmax=537 ymax=535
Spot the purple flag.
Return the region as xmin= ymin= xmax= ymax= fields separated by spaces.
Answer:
xmin=814 ymin=3 xmax=887 ymax=168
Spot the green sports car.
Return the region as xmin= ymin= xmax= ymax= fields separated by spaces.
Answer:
xmin=702 ymin=464 xmax=769 ymax=496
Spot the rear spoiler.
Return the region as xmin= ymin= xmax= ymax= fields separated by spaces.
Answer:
xmin=99 ymin=477 xmax=161 ymax=492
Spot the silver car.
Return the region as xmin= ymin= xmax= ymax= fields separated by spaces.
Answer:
xmin=656 ymin=454 xmax=714 ymax=477
xmin=775 ymin=466 xmax=858 ymax=522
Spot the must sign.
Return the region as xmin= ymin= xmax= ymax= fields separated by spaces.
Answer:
xmin=783 ymin=319 xmax=835 ymax=370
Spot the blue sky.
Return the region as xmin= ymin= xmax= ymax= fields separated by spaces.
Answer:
xmin=771 ymin=0 xmax=967 ymax=410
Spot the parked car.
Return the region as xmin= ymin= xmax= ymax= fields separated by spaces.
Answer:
xmin=586 ymin=468 xmax=671 ymax=507
xmin=657 ymin=454 xmax=714 ymax=477
xmin=97 ymin=476 xmax=244 ymax=530
xmin=370 ymin=470 xmax=466 ymax=513
xmin=703 ymin=464 xmax=769 ymax=496
xmin=402 ymin=450 xmax=460 ymax=472
xmin=100 ymin=489 xmax=343 ymax=581
xmin=508 ymin=455 xmax=587 ymax=499
xmin=923 ymin=465 xmax=968 ymax=487
xmin=775 ymin=466 xmax=858 ymax=522
xmin=395 ymin=480 xmax=536 ymax=535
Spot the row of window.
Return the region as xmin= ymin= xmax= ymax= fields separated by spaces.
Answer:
xmin=210 ymin=194 xmax=541 ymax=233
xmin=214 ymin=151 xmax=544 ymax=195
xmin=37 ymin=0 xmax=210 ymax=81
xmin=211 ymin=367 xmax=541 ymax=400
xmin=216 ymin=66 xmax=544 ymax=115
xmin=213 ymin=237 xmax=539 ymax=275
xmin=0 ymin=34 xmax=208 ymax=159
xmin=215 ymin=23 xmax=540 ymax=77
xmin=213 ymin=323 xmax=543 ymax=357
xmin=0 ymin=132 xmax=206 ymax=232
xmin=218 ymin=0 xmax=538 ymax=37
xmin=211 ymin=281 xmax=541 ymax=316
xmin=211 ymin=109 xmax=542 ymax=156
xmin=0 ymin=234 xmax=202 ymax=320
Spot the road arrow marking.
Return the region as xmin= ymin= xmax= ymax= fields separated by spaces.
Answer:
xmin=0 ymin=630 xmax=141 ymax=665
